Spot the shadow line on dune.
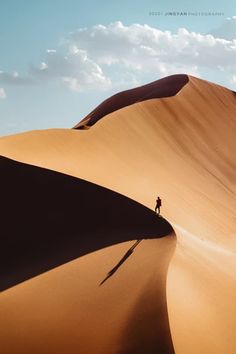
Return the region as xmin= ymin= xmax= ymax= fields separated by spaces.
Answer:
xmin=117 ymin=235 xmax=176 ymax=354
xmin=99 ymin=239 xmax=142 ymax=285
xmin=74 ymin=74 xmax=189 ymax=129
xmin=0 ymin=156 xmax=174 ymax=291
xmin=118 ymin=275 xmax=175 ymax=354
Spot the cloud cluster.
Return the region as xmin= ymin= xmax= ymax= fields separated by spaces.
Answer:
xmin=30 ymin=47 xmax=111 ymax=91
xmin=1 ymin=21 xmax=236 ymax=93
xmin=68 ymin=22 xmax=236 ymax=83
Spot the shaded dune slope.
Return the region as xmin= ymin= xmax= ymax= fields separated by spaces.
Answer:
xmin=0 ymin=235 xmax=176 ymax=354
xmin=0 ymin=155 xmax=173 ymax=291
xmin=0 ymin=75 xmax=236 ymax=353
xmin=1 ymin=76 xmax=235 ymax=246
xmin=74 ymin=74 xmax=189 ymax=128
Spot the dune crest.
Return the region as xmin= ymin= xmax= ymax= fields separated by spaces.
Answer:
xmin=74 ymin=74 xmax=189 ymax=128
xmin=0 ymin=74 xmax=236 ymax=353
xmin=0 ymin=75 xmax=235 ymax=246
xmin=0 ymin=155 xmax=173 ymax=291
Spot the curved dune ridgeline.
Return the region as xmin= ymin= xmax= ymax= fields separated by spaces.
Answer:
xmin=0 ymin=157 xmax=176 ymax=354
xmin=0 ymin=75 xmax=236 ymax=353
xmin=74 ymin=74 xmax=189 ymax=128
xmin=1 ymin=75 xmax=235 ymax=246
xmin=0 ymin=156 xmax=173 ymax=291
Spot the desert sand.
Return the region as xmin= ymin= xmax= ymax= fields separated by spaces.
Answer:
xmin=0 ymin=74 xmax=235 ymax=353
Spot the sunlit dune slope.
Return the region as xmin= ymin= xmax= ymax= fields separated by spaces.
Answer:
xmin=0 ymin=156 xmax=176 ymax=354
xmin=74 ymin=74 xmax=189 ymax=128
xmin=0 ymin=75 xmax=235 ymax=246
xmin=0 ymin=74 xmax=236 ymax=353
xmin=0 ymin=233 xmax=176 ymax=354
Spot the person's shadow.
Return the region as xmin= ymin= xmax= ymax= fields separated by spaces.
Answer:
xmin=1 ymin=156 xmax=173 ymax=291
xmin=100 ymin=240 xmax=142 ymax=285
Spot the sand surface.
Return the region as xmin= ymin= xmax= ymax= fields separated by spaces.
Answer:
xmin=1 ymin=235 xmax=175 ymax=354
xmin=0 ymin=75 xmax=235 ymax=353
xmin=74 ymin=74 xmax=189 ymax=128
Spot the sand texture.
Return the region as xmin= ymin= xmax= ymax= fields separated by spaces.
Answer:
xmin=0 ymin=75 xmax=235 ymax=353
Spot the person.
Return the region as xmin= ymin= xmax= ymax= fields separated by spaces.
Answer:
xmin=155 ymin=196 xmax=162 ymax=215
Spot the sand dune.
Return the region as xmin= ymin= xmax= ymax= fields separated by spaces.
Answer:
xmin=74 ymin=74 xmax=189 ymax=128
xmin=1 ymin=235 xmax=176 ymax=354
xmin=0 ymin=155 xmax=172 ymax=291
xmin=0 ymin=75 xmax=235 ymax=245
xmin=0 ymin=74 xmax=236 ymax=353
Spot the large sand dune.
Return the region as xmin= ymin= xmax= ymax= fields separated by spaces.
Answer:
xmin=0 ymin=75 xmax=235 ymax=353
xmin=0 ymin=155 xmax=172 ymax=291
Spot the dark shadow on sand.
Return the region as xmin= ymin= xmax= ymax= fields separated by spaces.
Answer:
xmin=74 ymin=74 xmax=189 ymax=129
xmin=100 ymin=239 xmax=142 ymax=285
xmin=118 ymin=277 xmax=175 ymax=354
xmin=0 ymin=156 xmax=173 ymax=291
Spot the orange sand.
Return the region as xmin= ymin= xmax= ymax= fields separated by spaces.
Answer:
xmin=0 ymin=75 xmax=235 ymax=353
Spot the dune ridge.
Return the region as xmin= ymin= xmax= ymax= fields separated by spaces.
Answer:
xmin=0 ymin=155 xmax=173 ymax=291
xmin=74 ymin=74 xmax=189 ymax=128
xmin=0 ymin=74 xmax=236 ymax=353
xmin=0 ymin=75 xmax=235 ymax=245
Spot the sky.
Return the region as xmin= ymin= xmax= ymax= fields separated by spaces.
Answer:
xmin=0 ymin=0 xmax=236 ymax=136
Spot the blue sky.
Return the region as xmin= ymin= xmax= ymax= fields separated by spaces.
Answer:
xmin=0 ymin=0 xmax=236 ymax=135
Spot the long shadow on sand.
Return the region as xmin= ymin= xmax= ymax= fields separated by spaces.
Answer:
xmin=0 ymin=156 xmax=173 ymax=291
xmin=100 ymin=239 xmax=142 ymax=285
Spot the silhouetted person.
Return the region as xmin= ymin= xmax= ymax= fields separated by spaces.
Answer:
xmin=155 ymin=196 xmax=162 ymax=216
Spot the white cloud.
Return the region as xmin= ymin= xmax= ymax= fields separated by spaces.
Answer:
xmin=47 ymin=49 xmax=57 ymax=53
xmin=30 ymin=47 xmax=111 ymax=91
xmin=230 ymin=75 xmax=236 ymax=84
xmin=40 ymin=62 xmax=48 ymax=70
xmin=1 ymin=21 xmax=236 ymax=92
xmin=69 ymin=22 xmax=236 ymax=74
xmin=0 ymin=88 xmax=6 ymax=99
